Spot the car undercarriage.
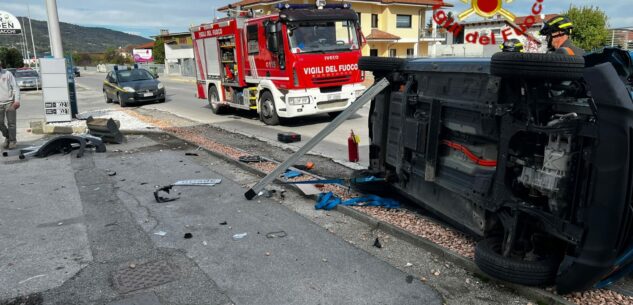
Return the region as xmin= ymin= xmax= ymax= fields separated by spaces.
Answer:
xmin=360 ymin=48 xmax=633 ymax=293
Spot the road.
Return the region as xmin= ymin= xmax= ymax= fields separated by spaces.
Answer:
xmin=75 ymin=71 xmax=372 ymax=167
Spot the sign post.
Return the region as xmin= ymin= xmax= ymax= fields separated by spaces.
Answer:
xmin=0 ymin=11 xmax=22 ymax=35
xmin=41 ymin=58 xmax=72 ymax=122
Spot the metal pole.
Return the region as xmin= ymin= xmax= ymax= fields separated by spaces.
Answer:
xmin=45 ymin=0 xmax=64 ymax=58
xmin=20 ymin=17 xmax=30 ymax=64
xmin=244 ymin=78 xmax=391 ymax=200
xmin=27 ymin=4 xmax=39 ymax=71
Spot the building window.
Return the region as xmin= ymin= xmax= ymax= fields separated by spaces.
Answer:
xmin=406 ymin=48 xmax=414 ymax=57
xmin=370 ymin=49 xmax=378 ymax=57
xmin=179 ymin=37 xmax=187 ymax=44
xmin=389 ymin=49 xmax=397 ymax=57
xmin=357 ymin=12 xmax=362 ymax=26
xmin=371 ymin=14 xmax=378 ymax=28
xmin=396 ymin=15 xmax=412 ymax=28
xmin=492 ymin=29 xmax=501 ymax=38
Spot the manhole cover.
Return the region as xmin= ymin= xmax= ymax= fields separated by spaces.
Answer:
xmin=113 ymin=260 xmax=177 ymax=293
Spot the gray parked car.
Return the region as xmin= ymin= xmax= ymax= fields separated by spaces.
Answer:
xmin=15 ymin=69 xmax=40 ymax=90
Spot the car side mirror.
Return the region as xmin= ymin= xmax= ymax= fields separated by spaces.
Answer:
xmin=267 ymin=22 xmax=280 ymax=53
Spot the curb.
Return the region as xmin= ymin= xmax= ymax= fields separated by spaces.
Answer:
xmin=119 ymin=129 xmax=575 ymax=305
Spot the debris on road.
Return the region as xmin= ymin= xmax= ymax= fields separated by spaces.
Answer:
xmin=282 ymin=170 xmax=303 ymax=179
xmin=86 ymin=117 xmax=125 ymax=144
xmin=239 ymin=155 xmax=263 ymax=163
xmin=405 ymin=263 xmax=413 ymax=267
xmin=185 ymin=152 xmax=199 ymax=156
xmin=106 ymin=170 xmax=117 ymax=176
xmin=277 ymin=132 xmax=301 ymax=143
xmin=13 ymin=135 xmax=106 ymax=160
xmin=265 ymin=231 xmax=287 ymax=239
xmin=220 ymin=221 xmax=228 ymax=225
xmin=184 ymin=233 xmax=193 ymax=239
xmin=232 ymin=233 xmax=248 ymax=240
xmin=315 ymin=192 xmax=400 ymax=211
xmin=153 ymin=185 xmax=180 ymax=203
xmin=173 ymin=179 xmax=222 ymax=186
xmin=293 ymin=161 xmax=315 ymax=171
xmin=373 ymin=238 xmax=382 ymax=249
xmin=154 ymin=231 xmax=167 ymax=237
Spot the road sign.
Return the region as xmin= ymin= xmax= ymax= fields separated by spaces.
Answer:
xmin=41 ymin=58 xmax=72 ymax=122
xmin=0 ymin=11 xmax=22 ymax=35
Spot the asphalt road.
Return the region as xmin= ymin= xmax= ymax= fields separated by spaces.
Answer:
xmin=74 ymin=72 xmax=371 ymax=167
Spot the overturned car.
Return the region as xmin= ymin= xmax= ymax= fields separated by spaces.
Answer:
xmin=359 ymin=48 xmax=633 ymax=293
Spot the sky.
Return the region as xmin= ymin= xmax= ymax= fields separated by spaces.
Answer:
xmin=0 ymin=0 xmax=630 ymax=39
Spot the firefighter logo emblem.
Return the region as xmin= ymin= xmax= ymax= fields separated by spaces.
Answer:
xmin=458 ymin=0 xmax=516 ymax=22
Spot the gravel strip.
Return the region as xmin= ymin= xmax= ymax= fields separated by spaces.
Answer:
xmin=125 ymin=108 xmax=632 ymax=305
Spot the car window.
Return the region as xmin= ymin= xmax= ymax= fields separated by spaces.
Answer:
xmin=16 ymin=70 xmax=38 ymax=77
xmin=116 ymin=69 xmax=154 ymax=83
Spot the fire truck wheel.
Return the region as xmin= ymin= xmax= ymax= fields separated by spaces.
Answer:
xmin=490 ymin=52 xmax=585 ymax=81
xmin=208 ymin=86 xmax=227 ymax=114
xmin=259 ymin=91 xmax=280 ymax=125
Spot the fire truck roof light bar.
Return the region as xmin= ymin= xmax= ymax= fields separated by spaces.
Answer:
xmin=244 ymin=78 xmax=390 ymax=200
xmin=276 ymin=3 xmax=351 ymax=10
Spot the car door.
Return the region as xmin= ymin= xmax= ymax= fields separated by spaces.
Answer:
xmin=104 ymin=72 xmax=114 ymax=99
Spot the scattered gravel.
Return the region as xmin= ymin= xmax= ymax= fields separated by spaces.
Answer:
xmin=125 ymin=108 xmax=633 ymax=305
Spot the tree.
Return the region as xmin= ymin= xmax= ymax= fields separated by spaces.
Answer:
xmin=564 ymin=5 xmax=609 ymax=51
xmin=0 ymin=47 xmax=24 ymax=68
xmin=152 ymin=39 xmax=165 ymax=64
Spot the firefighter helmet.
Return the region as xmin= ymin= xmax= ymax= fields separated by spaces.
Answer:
xmin=500 ymin=39 xmax=524 ymax=52
xmin=540 ymin=15 xmax=574 ymax=36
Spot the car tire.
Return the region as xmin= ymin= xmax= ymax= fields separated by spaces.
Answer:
xmin=474 ymin=237 xmax=560 ymax=286
xmin=118 ymin=93 xmax=128 ymax=108
xmin=104 ymin=91 xmax=112 ymax=103
xmin=490 ymin=52 xmax=585 ymax=81
xmin=208 ymin=86 xmax=227 ymax=114
xmin=359 ymin=56 xmax=407 ymax=73
xmin=159 ymin=98 xmax=166 ymax=103
xmin=259 ymin=91 xmax=280 ymax=126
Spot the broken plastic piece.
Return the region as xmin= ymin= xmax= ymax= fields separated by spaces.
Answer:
xmin=185 ymin=152 xmax=199 ymax=156
xmin=154 ymin=231 xmax=167 ymax=236
xmin=154 ymin=185 xmax=180 ymax=203
xmin=173 ymin=179 xmax=222 ymax=186
xmin=265 ymin=231 xmax=287 ymax=239
xmin=232 ymin=233 xmax=248 ymax=240
xmin=184 ymin=233 xmax=193 ymax=239
xmin=373 ymin=238 xmax=383 ymax=249
xmin=239 ymin=155 xmax=263 ymax=163
xmin=220 ymin=221 xmax=228 ymax=225
xmin=294 ymin=161 xmax=315 ymax=171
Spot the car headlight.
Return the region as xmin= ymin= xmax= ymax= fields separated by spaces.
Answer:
xmin=288 ymin=96 xmax=310 ymax=105
xmin=123 ymin=87 xmax=135 ymax=93
xmin=355 ymin=89 xmax=365 ymax=98
xmin=157 ymin=82 xmax=164 ymax=90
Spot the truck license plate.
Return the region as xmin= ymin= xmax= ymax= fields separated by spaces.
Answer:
xmin=143 ymin=92 xmax=154 ymax=97
xmin=327 ymin=94 xmax=341 ymax=101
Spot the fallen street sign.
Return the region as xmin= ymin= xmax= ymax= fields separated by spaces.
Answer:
xmin=0 ymin=11 xmax=22 ymax=35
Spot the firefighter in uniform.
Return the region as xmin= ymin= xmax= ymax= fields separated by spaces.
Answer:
xmin=539 ymin=15 xmax=585 ymax=56
xmin=500 ymin=38 xmax=524 ymax=53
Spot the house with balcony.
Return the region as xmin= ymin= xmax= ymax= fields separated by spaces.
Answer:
xmin=218 ymin=0 xmax=451 ymax=58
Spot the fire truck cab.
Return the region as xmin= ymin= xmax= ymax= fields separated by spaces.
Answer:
xmin=191 ymin=2 xmax=365 ymax=125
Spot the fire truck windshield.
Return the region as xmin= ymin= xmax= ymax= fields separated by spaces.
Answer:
xmin=288 ymin=20 xmax=359 ymax=54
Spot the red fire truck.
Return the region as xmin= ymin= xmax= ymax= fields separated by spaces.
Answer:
xmin=190 ymin=2 xmax=365 ymax=125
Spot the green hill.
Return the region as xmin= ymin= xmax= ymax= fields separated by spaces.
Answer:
xmin=0 ymin=17 xmax=152 ymax=55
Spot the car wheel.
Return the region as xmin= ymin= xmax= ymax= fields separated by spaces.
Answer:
xmin=359 ymin=56 xmax=407 ymax=73
xmin=490 ymin=52 xmax=585 ymax=81
xmin=208 ymin=86 xmax=227 ymax=114
xmin=259 ymin=91 xmax=280 ymax=125
xmin=118 ymin=93 xmax=128 ymax=107
xmin=104 ymin=91 xmax=112 ymax=103
xmin=159 ymin=98 xmax=166 ymax=103
xmin=474 ymin=237 xmax=560 ymax=286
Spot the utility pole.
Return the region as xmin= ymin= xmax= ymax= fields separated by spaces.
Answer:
xmin=20 ymin=17 xmax=30 ymax=63
xmin=45 ymin=0 xmax=64 ymax=58
xmin=27 ymin=4 xmax=38 ymax=70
